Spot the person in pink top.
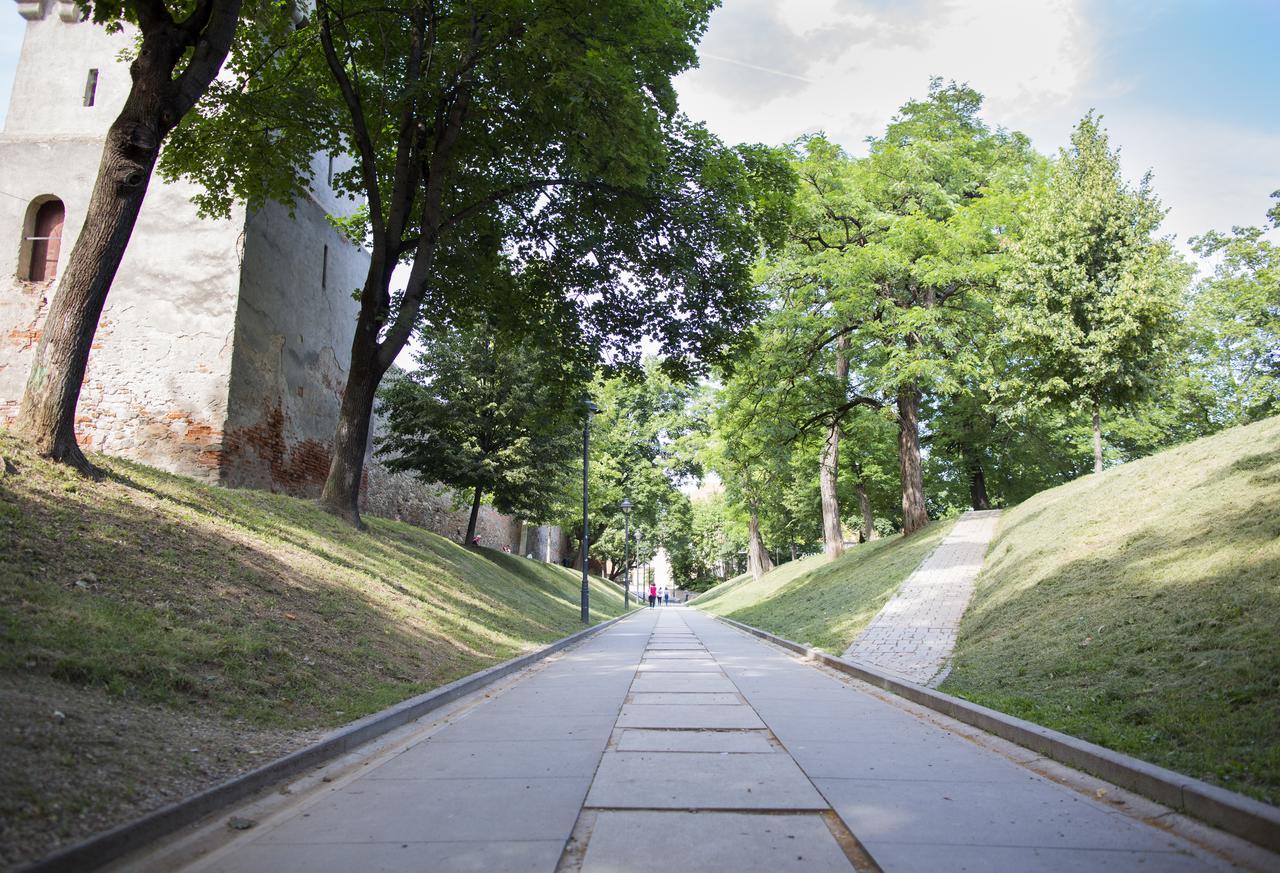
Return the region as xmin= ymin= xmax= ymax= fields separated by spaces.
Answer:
xmin=648 ymin=583 xmax=657 ymax=608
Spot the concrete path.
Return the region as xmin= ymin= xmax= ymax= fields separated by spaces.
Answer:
xmin=173 ymin=607 xmax=1236 ymax=873
xmin=844 ymin=509 xmax=1001 ymax=684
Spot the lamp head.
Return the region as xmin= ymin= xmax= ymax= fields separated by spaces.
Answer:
xmin=620 ymin=498 xmax=633 ymax=514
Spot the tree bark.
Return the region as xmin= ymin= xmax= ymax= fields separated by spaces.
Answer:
xmin=856 ymin=477 xmax=874 ymax=542
xmin=14 ymin=0 xmax=242 ymax=472
xmin=820 ymin=336 xmax=850 ymax=559
xmin=965 ymin=449 xmax=991 ymax=510
xmin=897 ymin=385 xmax=929 ymax=535
xmin=1092 ymin=398 xmax=1103 ymax=474
xmin=465 ymin=485 xmax=483 ymax=544
xmin=747 ymin=507 xmax=774 ymax=581
xmin=318 ymin=312 xmax=386 ymax=526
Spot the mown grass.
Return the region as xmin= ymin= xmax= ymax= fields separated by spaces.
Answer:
xmin=698 ymin=521 xmax=954 ymax=652
xmin=0 ymin=434 xmax=629 ymax=729
xmin=941 ymin=415 xmax=1280 ymax=805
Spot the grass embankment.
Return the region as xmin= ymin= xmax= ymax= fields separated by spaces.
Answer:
xmin=697 ymin=521 xmax=954 ymax=652
xmin=941 ymin=416 xmax=1280 ymax=805
xmin=0 ymin=434 xmax=628 ymax=728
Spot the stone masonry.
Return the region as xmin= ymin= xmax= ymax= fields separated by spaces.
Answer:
xmin=844 ymin=509 xmax=1001 ymax=685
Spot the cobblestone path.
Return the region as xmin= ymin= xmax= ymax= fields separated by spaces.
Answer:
xmin=843 ymin=509 xmax=1001 ymax=685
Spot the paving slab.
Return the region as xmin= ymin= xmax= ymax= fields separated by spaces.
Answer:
xmin=585 ymin=751 xmax=827 ymax=810
xmin=257 ymin=777 xmax=589 ymax=844
xmin=628 ymin=692 xmax=742 ymax=706
xmin=862 ymin=841 xmax=1220 ymax=873
xmin=813 ymin=777 xmax=1197 ymax=853
xmin=631 ymin=674 xmax=738 ymax=694
xmin=635 ymin=660 xmax=723 ymax=673
xmin=427 ymin=714 xmax=617 ymax=743
xmin=678 ymin=609 xmax=1235 ymax=872
xmin=616 ymin=729 xmax=775 ymax=754
xmin=203 ymin=840 xmax=566 ymax=873
xmin=783 ymin=738 xmax=1038 ymax=783
xmin=159 ymin=607 xmax=1243 ymax=873
xmin=615 ymin=703 xmax=767 ymax=730
xmin=372 ymin=739 xmax=604 ymax=779
xmin=580 ymin=811 xmax=854 ymax=872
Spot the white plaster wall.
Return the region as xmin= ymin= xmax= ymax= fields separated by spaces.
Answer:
xmin=221 ymin=196 xmax=365 ymax=492
xmin=0 ymin=145 xmax=244 ymax=478
xmin=5 ymin=3 xmax=132 ymax=137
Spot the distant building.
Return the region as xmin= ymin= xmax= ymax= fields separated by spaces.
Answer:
xmin=0 ymin=1 xmax=564 ymax=556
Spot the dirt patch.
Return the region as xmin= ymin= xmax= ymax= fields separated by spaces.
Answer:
xmin=0 ymin=674 xmax=319 ymax=871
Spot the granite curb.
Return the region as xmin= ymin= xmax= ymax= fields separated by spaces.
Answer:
xmin=15 ymin=610 xmax=637 ymax=873
xmin=712 ymin=613 xmax=1280 ymax=854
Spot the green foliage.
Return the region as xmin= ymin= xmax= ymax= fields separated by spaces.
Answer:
xmin=681 ymin=489 xmax=748 ymax=591
xmin=162 ymin=0 xmax=794 ymax=378
xmin=998 ymin=113 xmax=1191 ymax=426
xmin=375 ymin=319 xmax=585 ymax=527
xmin=557 ymin=363 xmax=703 ymax=577
xmin=1185 ymin=199 xmax=1280 ymax=425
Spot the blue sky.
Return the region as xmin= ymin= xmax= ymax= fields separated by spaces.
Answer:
xmin=1090 ymin=0 xmax=1280 ymax=133
xmin=1 ymin=0 xmax=1276 ymax=253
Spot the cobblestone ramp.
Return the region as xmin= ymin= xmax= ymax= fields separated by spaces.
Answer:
xmin=843 ymin=509 xmax=1001 ymax=685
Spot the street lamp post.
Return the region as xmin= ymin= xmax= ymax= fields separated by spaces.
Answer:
xmin=620 ymin=498 xmax=633 ymax=610
xmin=581 ymin=399 xmax=600 ymax=623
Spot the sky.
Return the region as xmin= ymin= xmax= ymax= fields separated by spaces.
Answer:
xmin=671 ymin=0 xmax=1280 ymax=253
xmin=1 ymin=0 xmax=1276 ymax=253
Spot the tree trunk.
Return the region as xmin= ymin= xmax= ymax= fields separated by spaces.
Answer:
xmin=965 ymin=449 xmax=991 ymax=510
xmin=1091 ymin=398 xmax=1103 ymax=474
xmin=465 ymin=485 xmax=483 ymax=544
xmin=747 ymin=508 xmax=774 ymax=581
xmin=897 ymin=385 xmax=929 ymax=535
xmin=857 ymin=477 xmax=874 ymax=542
xmin=819 ymin=422 xmax=843 ymax=559
xmin=14 ymin=0 xmax=241 ymax=473
xmin=789 ymin=543 xmax=797 ymax=561
xmin=318 ymin=316 xmax=386 ymax=527
xmin=820 ymin=337 xmax=850 ymax=559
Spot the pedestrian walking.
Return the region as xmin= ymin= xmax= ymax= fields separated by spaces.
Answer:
xmin=648 ymin=583 xmax=657 ymax=608
xmin=663 ymin=589 xmax=669 ymax=605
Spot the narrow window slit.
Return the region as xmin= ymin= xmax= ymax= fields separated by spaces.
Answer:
xmin=83 ymin=69 xmax=98 ymax=107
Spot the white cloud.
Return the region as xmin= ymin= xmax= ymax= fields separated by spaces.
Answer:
xmin=676 ymin=0 xmax=1277 ymax=267
xmin=676 ymin=0 xmax=1092 ymax=152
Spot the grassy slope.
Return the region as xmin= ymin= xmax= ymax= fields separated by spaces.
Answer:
xmin=698 ymin=521 xmax=954 ymax=652
xmin=0 ymin=435 xmax=629 ymax=729
xmin=942 ymin=416 xmax=1280 ymax=805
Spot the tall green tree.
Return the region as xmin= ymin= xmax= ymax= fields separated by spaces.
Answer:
xmin=163 ymin=0 xmax=790 ymax=526
xmin=998 ymin=113 xmax=1190 ymax=473
xmin=758 ymin=82 xmax=1036 ymax=535
xmin=16 ymin=0 xmax=264 ymax=471
xmin=1185 ymin=198 xmax=1280 ymax=425
xmin=375 ymin=317 xmax=585 ymax=544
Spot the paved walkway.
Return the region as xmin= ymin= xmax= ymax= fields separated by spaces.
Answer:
xmin=844 ymin=509 xmax=1001 ymax=685
xmin=166 ymin=606 xmax=1239 ymax=873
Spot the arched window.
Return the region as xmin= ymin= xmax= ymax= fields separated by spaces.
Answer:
xmin=23 ymin=198 xmax=64 ymax=282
